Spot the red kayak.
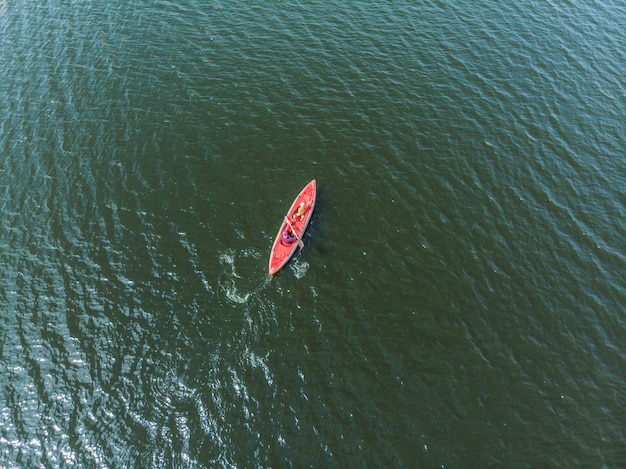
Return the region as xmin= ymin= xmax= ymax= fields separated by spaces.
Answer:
xmin=268 ymin=179 xmax=317 ymax=275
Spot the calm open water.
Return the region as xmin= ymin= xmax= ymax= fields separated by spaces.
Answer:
xmin=1 ymin=1 xmax=625 ymax=467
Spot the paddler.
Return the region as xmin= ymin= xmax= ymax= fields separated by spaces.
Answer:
xmin=281 ymin=224 xmax=297 ymax=244
xmin=292 ymin=202 xmax=307 ymax=222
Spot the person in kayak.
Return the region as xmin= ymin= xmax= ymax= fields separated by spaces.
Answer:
xmin=292 ymin=202 xmax=308 ymax=222
xmin=281 ymin=224 xmax=297 ymax=244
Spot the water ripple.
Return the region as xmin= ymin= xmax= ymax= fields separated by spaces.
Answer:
xmin=1 ymin=0 xmax=626 ymax=467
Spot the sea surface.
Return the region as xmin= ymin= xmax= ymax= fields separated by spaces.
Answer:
xmin=1 ymin=1 xmax=625 ymax=467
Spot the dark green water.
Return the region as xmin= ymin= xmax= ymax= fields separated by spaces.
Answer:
xmin=1 ymin=1 xmax=625 ymax=467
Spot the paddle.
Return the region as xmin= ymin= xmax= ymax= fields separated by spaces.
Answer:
xmin=284 ymin=216 xmax=304 ymax=248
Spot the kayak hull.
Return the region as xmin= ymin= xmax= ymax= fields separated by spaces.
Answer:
xmin=268 ymin=179 xmax=317 ymax=275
